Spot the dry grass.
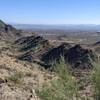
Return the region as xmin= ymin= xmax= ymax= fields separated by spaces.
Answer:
xmin=0 ymin=51 xmax=54 ymax=100
xmin=7 ymin=72 xmax=24 ymax=84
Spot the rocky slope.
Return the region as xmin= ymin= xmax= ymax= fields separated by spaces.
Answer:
xmin=0 ymin=20 xmax=22 ymax=41
xmin=42 ymin=43 xmax=72 ymax=64
xmin=14 ymin=33 xmax=96 ymax=69
xmin=42 ymin=44 xmax=96 ymax=68
xmin=0 ymin=20 xmax=97 ymax=69
xmin=15 ymin=35 xmax=53 ymax=62
xmin=93 ymin=41 xmax=100 ymax=55
xmin=0 ymin=20 xmax=98 ymax=100
xmin=0 ymin=42 xmax=55 ymax=100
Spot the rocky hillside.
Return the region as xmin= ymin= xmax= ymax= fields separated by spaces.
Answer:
xmin=42 ymin=43 xmax=72 ymax=63
xmin=0 ymin=20 xmax=99 ymax=100
xmin=42 ymin=44 xmax=96 ymax=68
xmin=93 ymin=41 xmax=100 ymax=54
xmin=0 ymin=41 xmax=55 ymax=100
xmin=0 ymin=20 xmax=22 ymax=40
xmin=0 ymin=20 xmax=97 ymax=69
xmin=15 ymin=34 xmax=96 ymax=69
xmin=15 ymin=35 xmax=53 ymax=62
xmin=13 ymin=33 xmax=97 ymax=69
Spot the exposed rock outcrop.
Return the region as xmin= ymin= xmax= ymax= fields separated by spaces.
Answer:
xmin=15 ymin=35 xmax=53 ymax=61
xmin=65 ymin=45 xmax=96 ymax=68
xmin=42 ymin=44 xmax=96 ymax=68
xmin=42 ymin=43 xmax=72 ymax=64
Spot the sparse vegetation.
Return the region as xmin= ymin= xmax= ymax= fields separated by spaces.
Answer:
xmin=0 ymin=19 xmax=100 ymax=100
xmin=37 ymin=57 xmax=78 ymax=100
xmin=7 ymin=72 xmax=24 ymax=84
xmin=92 ymin=63 xmax=100 ymax=100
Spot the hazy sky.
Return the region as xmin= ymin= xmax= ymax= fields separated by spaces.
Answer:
xmin=0 ymin=0 xmax=100 ymax=24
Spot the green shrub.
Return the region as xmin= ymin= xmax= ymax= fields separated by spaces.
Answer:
xmin=37 ymin=57 xmax=78 ymax=100
xmin=92 ymin=63 xmax=100 ymax=100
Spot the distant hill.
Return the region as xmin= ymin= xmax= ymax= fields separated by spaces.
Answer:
xmin=12 ymin=24 xmax=100 ymax=31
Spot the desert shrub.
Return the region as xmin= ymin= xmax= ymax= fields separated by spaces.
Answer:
xmin=92 ymin=63 xmax=100 ymax=100
xmin=7 ymin=72 xmax=24 ymax=84
xmin=37 ymin=57 xmax=78 ymax=100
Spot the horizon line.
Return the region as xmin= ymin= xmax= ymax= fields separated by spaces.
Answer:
xmin=10 ymin=22 xmax=100 ymax=26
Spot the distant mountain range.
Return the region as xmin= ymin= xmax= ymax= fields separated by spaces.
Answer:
xmin=12 ymin=24 xmax=100 ymax=31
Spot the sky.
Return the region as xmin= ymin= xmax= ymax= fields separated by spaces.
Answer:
xmin=0 ymin=0 xmax=100 ymax=24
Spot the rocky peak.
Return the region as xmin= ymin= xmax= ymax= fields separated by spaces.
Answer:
xmin=0 ymin=20 xmax=6 ymax=28
xmin=0 ymin=20 xmax=22 ymax=40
